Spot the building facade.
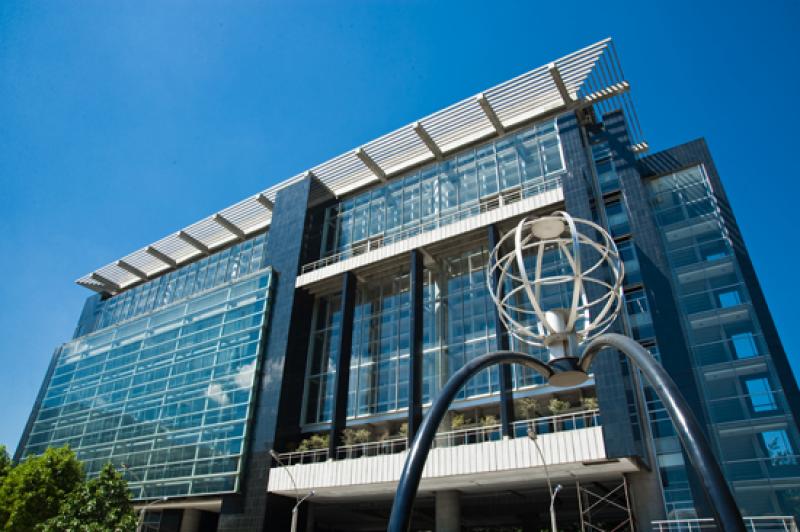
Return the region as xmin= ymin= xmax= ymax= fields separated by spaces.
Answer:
xmin=16 ymin=39 xmax=800 ymax=531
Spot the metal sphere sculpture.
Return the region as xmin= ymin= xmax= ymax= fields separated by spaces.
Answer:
xmin=487 ymin=211 xmax=624 ymax=355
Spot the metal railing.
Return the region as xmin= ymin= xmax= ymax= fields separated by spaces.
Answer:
xmin=652 ymin=516 xmax=798 ymax=531
xmin=274 ymin=409 xmax=600 ymax=466
xmin=301 ymin=177 xmax=563 ymax=275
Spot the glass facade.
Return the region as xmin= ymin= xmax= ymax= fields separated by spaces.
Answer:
xmin=302 ymin=236 xmax=606 ymax=426
xmin=76 ymin=233 xmax=269 ymax=337
xmin=21 ymin=269 xmax=273 ymax=499
xmin=320 ymin=119 xmax=566 ymax=259
xmin=648 ymin=165 xmax=800 ymax=516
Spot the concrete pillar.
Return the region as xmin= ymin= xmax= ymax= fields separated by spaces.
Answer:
xmin=179 ymin=509 xmax=201 ymax=532
xmin=435 ymin=490 xmax=461 ymax=532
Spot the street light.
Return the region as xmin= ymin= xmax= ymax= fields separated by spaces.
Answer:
xmin=120 ymin=463 xmax=157 ymax=532
xmin=136 ymin=496 xmax=168 ymax=532
xmin=527 ymin=429 xmax=559 ymax=532
xmin=270 ymin=449 xmax=315 ymax=532
xmin=387 ymin=213 xmax=746 ymax=532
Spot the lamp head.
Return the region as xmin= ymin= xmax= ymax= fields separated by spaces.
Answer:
xmin=488 ymin=212 xmax=623 ymax=366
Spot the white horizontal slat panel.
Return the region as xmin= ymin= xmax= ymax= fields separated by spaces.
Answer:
xmin=78 ymin=38 xmax=640 ymax=295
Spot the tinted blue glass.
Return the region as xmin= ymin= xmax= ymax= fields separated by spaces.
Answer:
xmin=23 ymin=269 xmax=273 ymax=499
xmin=745 ymin=378 xmax=777 ymax=413
xmin=649 ymin=165 xmax=800 ymax=510
xmin=78 ymin=233 xmax=268 ymax=336
xmin=321 ymin=119 xmax=565 ymax=258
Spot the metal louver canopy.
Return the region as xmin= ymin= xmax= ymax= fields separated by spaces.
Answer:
xmin=77 ymin=37 xmax=643 ymax=295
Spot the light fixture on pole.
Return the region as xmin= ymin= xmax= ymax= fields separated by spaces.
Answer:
xmin=135 ymin=496 xmax=168 ymax=532
xmin=270 ymin=449 xmax=315 ymax=532
xmin=528 ymin=429 xmax=559 ymax=532
xmin=387 ymin=212 xmax=746 ymax=532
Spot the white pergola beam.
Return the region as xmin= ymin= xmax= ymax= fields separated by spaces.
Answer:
xmin=548 ymin=62 xmax=573 ymax=104
xmin=256 ymin=193 xmax=274 ymax=211
xmin=476 ymin=93 xmax=505 ymax=134
xmin=354 ymin=148 xmax=387 ymax=182
xmin=146 ymin=246 xmax=177 ymax=267
xmin=412 ymin=122 xmax=443 ymax=159
xmin=178 ymin=231 xmax=210 ymax=254
xmin=90 ymin=272 xmax=121 ymax=292
xmin=582 ymin=81 xmax=630 ymax=103
xmin=214 ymin=213 xmax=246 ymax=239
xmin=116 ymin=260 xmax=148 ymax=280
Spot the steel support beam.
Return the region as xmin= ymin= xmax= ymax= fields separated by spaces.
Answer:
xmin=355 ymin=147 xmax=387 ymax=182
xmin=90 ymin=272 xmax=121 ymax=293
xmin=116 ymin=260 xmax=148 ymax=280
xmin=476 ymin=93 xmax=505 ymax=134
xmin=547 ymin=62 xmax=573 ymax=104
xmin=256 ymin=193 xmax=274 ymax=211
xmin=177 ymin=231 xmax=210 ymax=254
xmin=145 ymin=246 xmax=177 ymax=268
xmin=412 ymin=121 xmax=443 ymax=159
xmin=213 ymin=213 xmax=246 ymax=239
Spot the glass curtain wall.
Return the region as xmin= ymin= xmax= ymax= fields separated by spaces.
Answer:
xmin=423 ymin=246 xmax=499 ymax=403
xmin=347 ymin=275 xmax=411 ymax=418
xmin=77 ymin=233 xmax=269 ymax=336
xmin=303 ymin=293 xmax=343 ymax=425
xmin=22 ymin=269 xmax=273 ymax=498
xmin=303 ymin=244 xmax=509 ymax=425
xmin=320 ymin=119 xmax=566 ymax=260
xmin=648 ymin=165 xmax=800 ymax=516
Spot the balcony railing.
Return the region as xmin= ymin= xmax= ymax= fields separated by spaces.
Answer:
xmin=274 ymin=409 xmax=600 ymax=466
xmin=652 ymin=516 xmax=798 ymax=531
xmin=301 ymin=177 xmax=563 ymax=275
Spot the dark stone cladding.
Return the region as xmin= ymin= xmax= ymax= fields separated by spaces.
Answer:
xmin=328 ymin=271 xmax=357 ymax=457
xmin=14 ymin=347 xmax=62 ymax=462
xmin=603 ymin=112 xmax=711 ymax=437
xmin=600 ymin=111 xmax=714 ymax=517
xmin=217 ymin=176 xmax=318 ymax=532
xmin=487 ymin=224 xmax=515 ymax=437
xmin=638 ymin=139 xmax=800 ymax=435
xmin=408 ymin=250 xmax=424 ymax=441
xmin=557 ymin=111 xmax=643 ymax=461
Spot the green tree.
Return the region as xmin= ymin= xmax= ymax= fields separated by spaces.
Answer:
xmin=40 ymin=463 xmax=136 ymax=531
xmin=0 ymin=446 xmax=84 ymax=531
xmin=0 ymin=445 xmax=11 ymax=482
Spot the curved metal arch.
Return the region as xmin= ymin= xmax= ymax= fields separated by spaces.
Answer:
xmin=579 ymin=333 xmax=745 ymax=532
xmin=387 ymin=336 xmax=746 ymax=532
xmin=386 ymin=351 xmax=553 ymax=532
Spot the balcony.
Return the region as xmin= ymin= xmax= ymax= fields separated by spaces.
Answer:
xmin=267 ymin=410 xmax=639 ymax=499
xmin=296 ymin=178 xmax=563 ymax=287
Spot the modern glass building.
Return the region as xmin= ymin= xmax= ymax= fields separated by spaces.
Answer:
xmin=16 ymin=39 xmax=800 ymax=531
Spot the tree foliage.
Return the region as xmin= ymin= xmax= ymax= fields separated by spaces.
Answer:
xmin=0 ymin=446 xmax=136 ymax=532
xmin=0 ymin=446 xmax=84 ymax=531
xmin=0 ymin=446 xmax=10 ymax=483
xmin=40 ymin=463 xmax=136 ymax=532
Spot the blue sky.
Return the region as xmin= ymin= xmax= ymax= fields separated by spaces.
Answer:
xmin=1 ymin=1 xmax=798 ymax=450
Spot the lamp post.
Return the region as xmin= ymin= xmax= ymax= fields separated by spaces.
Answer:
xmin=550 ymin=484 xmax=562 ymax=532
xmin=386 ymin=213 xmax=746 ymax=532
xmin=527 ymin=429 xmax=559 ymax=532
xmin=270 ymin=449 xmax=315 ymax=532
xmin=121 ymin=463 xmax=160 ymax=532
xmin=135 ymin=496 xmax=168 ymax=532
